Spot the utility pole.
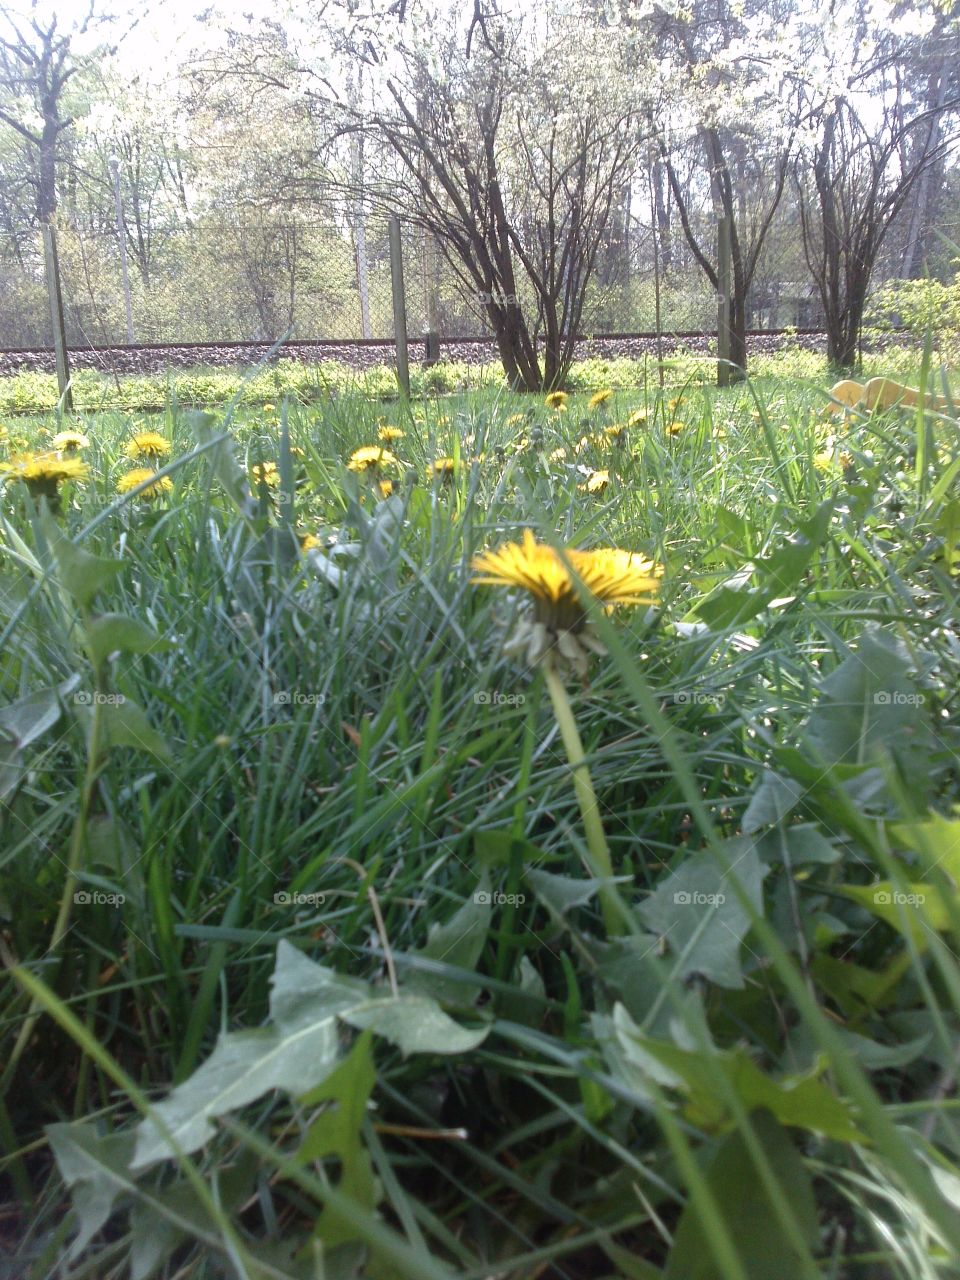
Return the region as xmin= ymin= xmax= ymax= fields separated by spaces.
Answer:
xmin=109 ymin=156 xmax=134 ymax=344
xmin=42 ymin=222 xmax=73 ymax=412
xmin=389 ymin=215 xmax=410 ymax=397
xmin=716 ymin=215 xmax=732 ymax=388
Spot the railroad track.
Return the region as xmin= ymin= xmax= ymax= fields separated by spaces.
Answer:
xmin=0 ymin=328 xmax=834 ymax=360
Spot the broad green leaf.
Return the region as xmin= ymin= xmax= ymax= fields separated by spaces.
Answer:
xmin=341 ymin=996 xmax=488 ymax=1054
xmin=811 ymin=953 xmax=907 ymax=1015
xmin=473 ymin=829 xmax=547 ymax=868
xmin=637 ymin=844 xmax=767 ymax=989
xmin=79 ymin=697 xmax=172 ymax=762
xmin=612 ymin=1005 xmax=863 ymax=1142
xmin=664 ymin=1111 xmax=819 ymax=1280
xmin=936 ymin=497 xmax=960 ymax=574
xmin=298 ymin=1031 xmax=378 ymax=1247
xmin=742 ymin=772 xmax=805 ymax=832
xmin=805 ymin=628 xmax=937 ymax=794
xmin=0 ymin=683 xmax=63 ymax=747
xmin=0 ymin=681 xmax=76 ymax=799
xmin=756 ymin=824 xmax=839 ymax=866
xmin=40 ymin=507 xmax=124 ymax=608
xmin=128 ymin=1151 xmax=258 ymax=1280
xmin=836 ymin=880 xmax=950 ymax=944
xmin=133 ymin=942 xmax=487 ymax=1169
xmin=83 ymin=613 xmax=172 ymax=670
xmin=46 ymin=1123 xmax=138 ymax=1260
xmin=892 ymin=812 xmax=960 ymax=883
xmin=525 ymin=867 xmax=631 ymax=916
xmin=190 ymin=412 xmax=255 ymax=516
xmin=407 ymin=885 xmax=491 ymax=1005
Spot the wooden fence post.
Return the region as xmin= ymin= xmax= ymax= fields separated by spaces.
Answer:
xmin=389 ymin=215 xmax=411 ymax=397
xmin=42 ymin=222 xmax=73 ymax=412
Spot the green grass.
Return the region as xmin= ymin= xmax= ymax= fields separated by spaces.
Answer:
xmin=1 ymin=360 xmax=960 ymax=1278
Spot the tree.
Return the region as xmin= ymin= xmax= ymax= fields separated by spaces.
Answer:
xmin=629 ymin=0 xmax=799 ymax=378
xmin=0 ymin=4 xmax=107 ymax=223
xmin=332 ymin=0 xmax=651 ymax=391
xmin=793 ymin=0 xmax=960 ymax=370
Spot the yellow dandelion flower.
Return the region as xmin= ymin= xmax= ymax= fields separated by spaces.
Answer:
xmin=250 ymin=461 xmax=280 ymax=487
xmin=549 ymin=446 xmax=568 ymax=462
xmin=300 ymin=533 xmax=323 ymax=552
xmin=544 ymin=391 xmax=568 ymax=410
xmin=428 ymin=458 xmax=456 ymax=482
xmin=627 ymin=410 xmax=648 ymax=428
xmin=378 ymin=426 xmax=405 ymax=442
xmin=588 ymin=389 xmax=613 ymax=410
xmin=262 ymin=403 xmax=276 ymax=413
xmin=665 ymin=421 xmax=684 ymax=437
xmin=580 ymin=468 xmax=610 ymax=494
xmin=116 ymin=468 xmax=173 ymax=497
xmin=603 ymin=424 xmax=627 ymax=444
xmin=472 ymin=531 xmax=661 ymax=611
xmin=813 ymin=451 xmax=837 ymax=472
xmin=125 ymin=431 xmax=171 ymax=461
xmin=51 ymin=430 xmax=90 ymax=452
xmin=1 ymin=452 xmax=89 ymax=500
xmin=348 ymin=446 xmax=398 ymax=473
xmin=505 ymin=413 xmax=527 ymax=428
xmin=379 ymin=479 xmax=394 ymax=498
xmin=471 ymin=530 xmax=661 ymax=671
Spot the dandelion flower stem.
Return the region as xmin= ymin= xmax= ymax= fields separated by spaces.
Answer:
xmin=543 ymin=658 xmax=625 ymax=937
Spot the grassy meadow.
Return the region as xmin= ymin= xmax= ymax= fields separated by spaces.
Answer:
xmin=2 ymin=351 xmax=960 ymax=1279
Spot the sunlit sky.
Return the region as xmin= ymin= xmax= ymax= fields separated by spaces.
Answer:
xmin=3 ymin=0 xmax=292 ymax=70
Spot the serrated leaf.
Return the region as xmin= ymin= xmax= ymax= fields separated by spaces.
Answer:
xmin=298 ymin=1032 xmax=378 ymax=1247
xmin=525 ymin=867 xmax=631 ymax=916
xmin=132 ymin=941 xmax=486 ymax=1169
xmin=83 ymin=613 xmax=172 ymax=670
xmin=836 ymin=880 xmax=950 ymax=944
xmin=612 ymin=1005 xmax=863 ymax=1141
xmin=664 ymin=1111 xmax=819 ymax=1280
xmin=805 ymin=628 xmax=936 ymax=789
xmin=637 ymin=845 xmax=767 ymax=989
xmin=892 ymin=812 xmax=960 ymax=883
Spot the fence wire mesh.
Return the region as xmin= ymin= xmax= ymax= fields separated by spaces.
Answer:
xmin=0 ymin=190 xmax=953 ymax=350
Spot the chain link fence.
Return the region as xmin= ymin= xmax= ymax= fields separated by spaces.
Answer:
xmin=0 ymin=193 xmax=951 ymax=350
